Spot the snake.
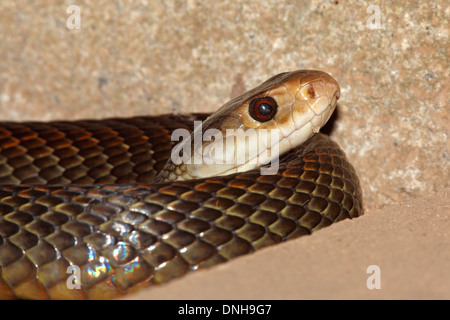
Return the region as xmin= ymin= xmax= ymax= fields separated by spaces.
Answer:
xmin=0 ymin=70 xmax=363 ymax=299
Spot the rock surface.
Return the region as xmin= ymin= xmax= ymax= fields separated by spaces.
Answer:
xmin=0 ymin=1 xmax=448 ymax=299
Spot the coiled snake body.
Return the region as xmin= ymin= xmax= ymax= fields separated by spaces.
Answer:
xmin=0 ymin=71 xmax=362 ymax=299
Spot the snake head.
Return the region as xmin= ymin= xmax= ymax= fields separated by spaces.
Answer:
xmin=156 ymin=70 xmax=340 ymax=182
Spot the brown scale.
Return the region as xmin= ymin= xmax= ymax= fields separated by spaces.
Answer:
xmin=0 ymin=116 xmax=362 ymax=299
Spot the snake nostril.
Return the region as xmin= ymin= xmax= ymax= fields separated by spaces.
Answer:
xmin=307 ymin=84 xmax=316 ymax=99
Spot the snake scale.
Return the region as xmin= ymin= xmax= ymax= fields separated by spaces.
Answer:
xmin=0 ymin=70 xmax=363 ymax=299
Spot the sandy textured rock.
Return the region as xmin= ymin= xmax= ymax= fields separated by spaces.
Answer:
xmin=0 ymin=1 xmax=448 ymax=300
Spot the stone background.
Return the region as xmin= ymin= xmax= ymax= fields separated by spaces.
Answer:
xmin=0 ymin=0 xmax=448 ymax=210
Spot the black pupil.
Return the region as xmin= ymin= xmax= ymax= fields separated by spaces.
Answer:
xmin=258 ymin=103 xmax=272 ymax=116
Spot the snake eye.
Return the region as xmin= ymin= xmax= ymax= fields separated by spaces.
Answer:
xmin=249 ymin=97 xmax=278 ymax=122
